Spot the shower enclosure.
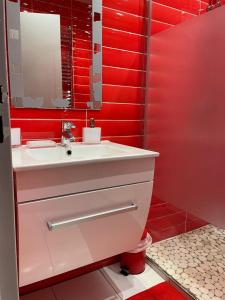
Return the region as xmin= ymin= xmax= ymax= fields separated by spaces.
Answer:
xmin=145 ymin=5 xmax=225 ymax=300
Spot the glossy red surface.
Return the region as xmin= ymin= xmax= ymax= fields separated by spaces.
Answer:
xmin=103 ymin=7 xmax=146 ymax=35
xmin=16 ymin=0 xmax=209 ymax=146
xmin=98 ymin=120 xmax=144 ymax=137
xmin=127 ymin=282 xmax=188 ymax=300
xmin=11 ymin=0 xmax=149 ymax=147
xmin=121 ymin=251 xmax=146 ymax=275
xmin=103 ymin=27 xmax=147 ymax=53
xmin=87 ymin=103 xmax=145 ymax=120
xmin=103 ymin=0 xmax=147 ymax=16
xmin=145 ymin=195 xmax=185 ymax=242
xmin=103 ymin=85 xmax=145 ymax=104
xmin=103 ymin=47 xmax=146 ymax=70
xmin=152 ymin=0 xmax=204 ymax=14
xmin=103 ymin=66 xmax=145 ymax=87
xmin=152 ymin=2 xmax=195 ymax=25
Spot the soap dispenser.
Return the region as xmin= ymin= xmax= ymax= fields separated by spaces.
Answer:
xmin=83 ymin=118 xmax=101 ymax=144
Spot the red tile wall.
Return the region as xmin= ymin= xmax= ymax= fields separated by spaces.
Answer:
xmin=10 ymin=0 xmax=213 ymax=147
xmin=11 ymin=0 xmax=148 ymax=148
xmin=146 ymin=196 xmax=208 ymax=243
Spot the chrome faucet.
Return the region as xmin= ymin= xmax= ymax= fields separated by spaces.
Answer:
xmin=61 ymin=121 xmax=76 ymax=154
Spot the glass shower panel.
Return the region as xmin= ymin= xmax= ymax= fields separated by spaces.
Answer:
xmin=146 ymin=7 xmax=225 ymax=228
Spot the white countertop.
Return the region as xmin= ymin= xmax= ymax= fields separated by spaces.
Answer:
xmin=12 ymin=141 xmax=159 ymax=172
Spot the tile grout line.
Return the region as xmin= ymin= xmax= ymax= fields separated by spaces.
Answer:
xmin=99 ymin=269 xmax=123 ymax=300
xmin=184 ymin=211 xmax=188 ymax=233
xmin=51 ymin=286 xmax=58 ymax=300
xmin=146 ymin=258 xmax=197 ymax=300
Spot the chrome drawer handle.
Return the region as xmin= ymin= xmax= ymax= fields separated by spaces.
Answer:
xmin=47 ymin=202 xmax=138 ymax=231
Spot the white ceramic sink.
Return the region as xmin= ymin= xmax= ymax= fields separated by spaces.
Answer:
xmin=12 ymin=141 xmax=159 ymax=171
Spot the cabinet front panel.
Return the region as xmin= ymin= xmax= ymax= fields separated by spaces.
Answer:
xmin=16 ymin=158 xmax=155 ymax=202
xmin=18 ymin=182 xmax=153 ymax=286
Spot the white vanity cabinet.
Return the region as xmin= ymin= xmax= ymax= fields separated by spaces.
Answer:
xmin=12 ymin=142 xmax=159 ymax=287
xmin=18 ymin=182 xmax=152 ymax=286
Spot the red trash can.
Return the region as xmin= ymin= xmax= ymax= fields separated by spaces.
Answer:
xmin=120 ymin=230 xmax=152 ymax=275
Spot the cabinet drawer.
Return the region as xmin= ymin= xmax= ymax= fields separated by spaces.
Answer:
xmin=18 ymin=182 xmax=153 ymax=286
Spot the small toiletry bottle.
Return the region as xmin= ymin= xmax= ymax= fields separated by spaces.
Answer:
xmin=11 ymin=128 xmax=21 ymax=147
xmin=83 ymin=118 xmax=101 ymax=144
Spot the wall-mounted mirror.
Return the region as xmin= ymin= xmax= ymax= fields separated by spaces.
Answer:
xmin=6 ymin=0 xmax=102 ymax=110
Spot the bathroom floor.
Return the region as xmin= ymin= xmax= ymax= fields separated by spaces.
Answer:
xmin=147 ymin=224 xmax=225 ymax=300
xmin=20 ymin=263 xmax=165 ymax=300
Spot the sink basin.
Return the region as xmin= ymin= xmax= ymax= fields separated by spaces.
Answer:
xmin=12 ymin=140 xmax=159 ymax=203
xmin=12 ymin=141 xmax=159 ymax=171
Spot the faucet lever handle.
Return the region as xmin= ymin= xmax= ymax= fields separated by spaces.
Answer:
xmin=62 ymin=121 xmax=76 ymax=131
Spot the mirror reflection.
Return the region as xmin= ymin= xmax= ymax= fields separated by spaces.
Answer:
xmin=7 ymin=0 xmax=102 ymax=110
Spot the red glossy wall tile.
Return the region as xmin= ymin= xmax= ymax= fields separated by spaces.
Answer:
xmin=103 ymin=27 xmax=147 ymax=53
xmin=10 ymin=107 xmax=86 ymax=120
xmin=151 ymin=195 xmax=166 ymax=207
xmin=87 ymin=103 xmax=145 ymax=121
xmin=11 ymin=119 xmax=85 ymax=141
xmin=152 ymin=2 xmax=195 ymax=25
xmin=37 ymin=0 xmax=71 ymax=8
xmin=146 ymin=210 xmax=187 ymax=243
xmin=72 ymin=58 xmax=91 ymax=68
xmin=148 ymin=202 xmax=182 ymax=220
xmin=103 ymin=0 xmax=147 ymax=17
xmin=73 ymin=76 xmax=89 ymax=86
xmin=152 ymin=0 xmax=201 ymax=15
xmin=103 ymin=7 xmax=147 ymax=35
xmin=20 ymin=0 xmax=33 ymax=11
xmin=74 ymin=39 xmax=91 ymax=50
xmin=103 ymin=47 xmax=146 ymax=70
xmin=73 ymin=49 xmax=91 ymax=60
xmin=186 ymin=213 xmax=208 ymax=232
xmin=73 ymin=84 xmax=89 ymax=94
xmin=96 ymin=120 xmax=144 ymax=137
xmin=149 ymin=212 xmax=187 ymax=231
xmin=74 ymin=93 xmax=90 ymax=102
xmin=151 ymin=20 xmax=173 ymax=35
xmin=148 ymin=222 xmax=186 ymax=243
xmin=102 ymin=136 xmax=144 ymax=148
xmin=32 ymin=0 xmax=70 ymax=15
xmin=103 ymin=66 xmax=146 ymax=87
xmin=103 ymin=85 xmax=145 ymax=104
xmin=73 ymin=67 xmax=90 ymax=77
xmin=72 ymin=29 xmax=91 ymax=41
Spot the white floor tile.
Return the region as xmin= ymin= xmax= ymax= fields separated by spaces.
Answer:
xmin=101 ymin=263 xmax=164 ymax=299
xmin=53 ymin=270 xmax=120 ymax=300
xmin=20 ymin=288 xmax=56 ymax=300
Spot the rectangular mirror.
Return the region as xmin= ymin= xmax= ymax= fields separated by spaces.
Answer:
xmin=6 ymin=0 xmax=102 ymax=110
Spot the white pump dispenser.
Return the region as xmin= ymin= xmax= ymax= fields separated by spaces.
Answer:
xmin=83 ymin=118 xmax=101 ymax=144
